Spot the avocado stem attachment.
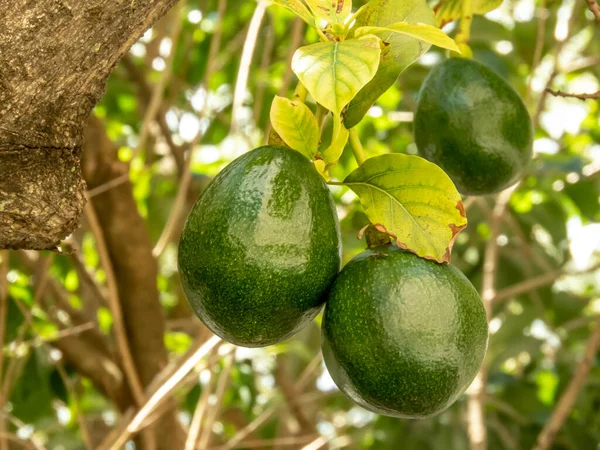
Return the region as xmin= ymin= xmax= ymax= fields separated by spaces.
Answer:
xmin=359 ymin=224 xmax=393 ymax=248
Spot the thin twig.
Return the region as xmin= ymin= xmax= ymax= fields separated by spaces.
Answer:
xmin=221 ymin=358 xmax=324 ymax=450
xmin=0 ymin=432 xmax=41 ymax=450
xmin=20 ymin=322 xmax=95 ymax=349
xmin=1 ymin=255 xmax=53 ymax=401
xmin=253 ymin=15 xmax=275 ymax=121
xmin=132 ymin=3 xmax=184 ymax=161
xmin=533 ymin=0 xmax=582 ymax=127
xmin=492 ymin=262 xmax=600 ymax=304
xmin=231 ymin=1 xmax=267 ymax=136
xmin=208 ymin=434 xmax=318 ymax=449
xmin=587 ymin=0 xmax=600 ymax=20
xmin=526 ymin=0 xmax=548 ymax=102
xmin=55 ymin=361 xmax=93 ymax=450
xmin=152 ymin=0 xmax=228 ymax=258
xmin=533 ymin=316 xmax=600 ymax=450
xmin=96 ymin=335 xmax=222 ymax=450
xmin=301 ymin=436 xmax=328 ymax=450
xmin=86 ymin=173 xmax=130 ymax=198
xmin=546 ymin=88 xmax=600 ymax=100
xmin=84 ymin=204 xmax=147 ymax=403
xmin=184 ymin=353 xmax=217 ymax=450
xmin=467 ymin=187 xmax=515 ymax=450
xmin=197 ymin=351 xmax=236 ymax=449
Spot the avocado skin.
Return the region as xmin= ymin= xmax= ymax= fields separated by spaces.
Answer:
xmin=322 ymin=245 xmax=488 ymax=418
xmin=178 ymin=146 xmax=341 ymax=347
xmin=414 ymin=58 xmax=533 ymax=195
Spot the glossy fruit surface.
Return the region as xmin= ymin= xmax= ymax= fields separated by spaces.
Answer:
xmin=322 ymin=244 xmax=488 ymax=418
xmin=414 ymin=58 xmax=533 ymax=195
xmin=178 ymin=145 xmax=341 ymax=347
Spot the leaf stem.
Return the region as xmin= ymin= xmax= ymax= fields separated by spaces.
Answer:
xmin=456 ymin=0 xmax=473 ymax=47
xmin=348 ymin=128 xmax=366 ymax=166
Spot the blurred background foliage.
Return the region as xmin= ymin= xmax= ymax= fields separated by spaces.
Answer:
xmin=1 ymin=0 xmax=600 ymax=448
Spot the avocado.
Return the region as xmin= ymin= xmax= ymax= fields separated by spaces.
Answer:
xmin=178 ymin=145 xmax=341 ymax=347
xmin=414 ymin=58 xmax=533 ymax=195
xmin=321 ymin=244 xmax=488 ymax=418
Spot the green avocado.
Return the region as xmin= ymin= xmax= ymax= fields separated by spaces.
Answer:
xmin=414 ymin=58 xmax=533 ymax=195
xmin=321 ymin=244 xmax=488 ymax=418
xmin=178 ymin=145 xmax=341 ymax=347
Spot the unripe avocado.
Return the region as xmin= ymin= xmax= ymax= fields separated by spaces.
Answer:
xmin=178 ymin=146 xmax=341 ymax=347
xmin=414 ymin=58 xmax=533 ymax=195
xmin=322 ymin=244 xmax=488 ymax=418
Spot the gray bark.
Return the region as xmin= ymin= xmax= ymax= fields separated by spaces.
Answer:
xmin=0 ymin=0 xmax=180 ymax=249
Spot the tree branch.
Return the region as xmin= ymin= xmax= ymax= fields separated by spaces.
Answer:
xmin=587 ymin=0 xmax=600 ymax=20
xmin=467 ymin=187 xmax=515 ymax=450
xmin=0 ymin=0 xmax=181 ymax=250
xmin=83 ymin=115 xmax=185 ymax=449
xmin=533 ymin=316 xmax=600 ymax=450
xmin=546 ymin=88 xmax=600 ymax=100
xmin=492 ymin=262 xmax=600 ymax=304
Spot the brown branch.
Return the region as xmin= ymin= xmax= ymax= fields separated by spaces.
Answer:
xmin=184 ymin=350 xmax=219 ymax=450
xmin=120 ymin=56 xmax=186 ymax=174
xmin=533 ymin=0 xmax=583 ymax=127
xmin=587 ymin=0 xmax=600 ymax=20
xmin=152 ymin=0 xmax=228 ymax=257
xmin=492 ymin=262 xmax=600 ymax=304
xmin=83 ymin=116 xmax=185 ymax=449
xmin=96 ymin=335 xmax=222 ymax=450
xmin=84 ymin=204 xmax=147 ymax=405
xmin=533 ymin=316 xmax=600 ymax=450
xmin=133 ymin=3 xmax=184 ymax=162
xmin=546 ymin=88 xmax=600 ymax=100
xmin=197 ymin=352 xmax=236 ymax=449
xmin=275 ymin=360 xmax=317 ymax=434
xmin=0 ymin=0 xmax=181 ymax=250
xmin=467 ymin=187 xmax=515 ymax=450
xmin=13 ymin=252 xmax=131 ymax=411
xmin=55 ymin=360 xmax=93 ymax=450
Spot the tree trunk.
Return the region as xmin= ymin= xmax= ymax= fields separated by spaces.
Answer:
xmin=0 ymin=0 xmax=180 ymax=250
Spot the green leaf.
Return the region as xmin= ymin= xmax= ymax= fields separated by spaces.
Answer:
xmin=267 ymin=0 xmax=317 ymax=27
xmin=270 ymin=96 xmax=320 ymax=159
xmin=344 ymin=0 xmax=435 ymax=128
xmin=434 ymin=0 xmax=503 ymax=27
xmin=354 ymin=22 xmax=460 ymax=52
xmin=321 ymin=115 xmax=349 ymax=165
xmin=305 ymin=0 xmax=352 ymax=24
xmin=342 ymin=153 xmax=467 ymax=263
xmin=291 ymin=35 xmax=382 ymax=116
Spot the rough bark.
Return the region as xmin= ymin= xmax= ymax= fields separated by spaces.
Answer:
xmin=0 ymin=0 xmax=180 ymax=250
xmin=83 ymin=116 xmax=186 ymax=449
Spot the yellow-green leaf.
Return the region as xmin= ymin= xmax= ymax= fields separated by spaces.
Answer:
xmin=434 ymin=0 xmax=503 ymax=27
xmin=267 ymin=0 xmax=317 ymax=27
xmin=291 ymin=35 xmax=382 ymax=116
xmin=321 ymin=115 xmax=349 ymax=165
xmin=342 ymin=153 xmax=467 ymax=263
xmin=306 ymin=0 xmax=352 ymax=24
xmin=355 ymin=22 xmax=459 ymax=52
xmin=344 ymin=0 xmax=435 ymax=128
xmin=270 ymin=95 xmax=320 ymax=159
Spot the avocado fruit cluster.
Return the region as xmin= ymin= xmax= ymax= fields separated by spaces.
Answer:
xmin=178 ymin=144 xmax=489 ymax=419
xmin=414 ymin=58 xmax=533 ymax=195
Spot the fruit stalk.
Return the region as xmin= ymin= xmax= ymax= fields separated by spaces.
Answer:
xmin=348 ymin=128 xmax=366 ymax=166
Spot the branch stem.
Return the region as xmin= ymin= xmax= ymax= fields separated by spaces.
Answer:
xmin=348 ymin=128 xmax=366 ymax=166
